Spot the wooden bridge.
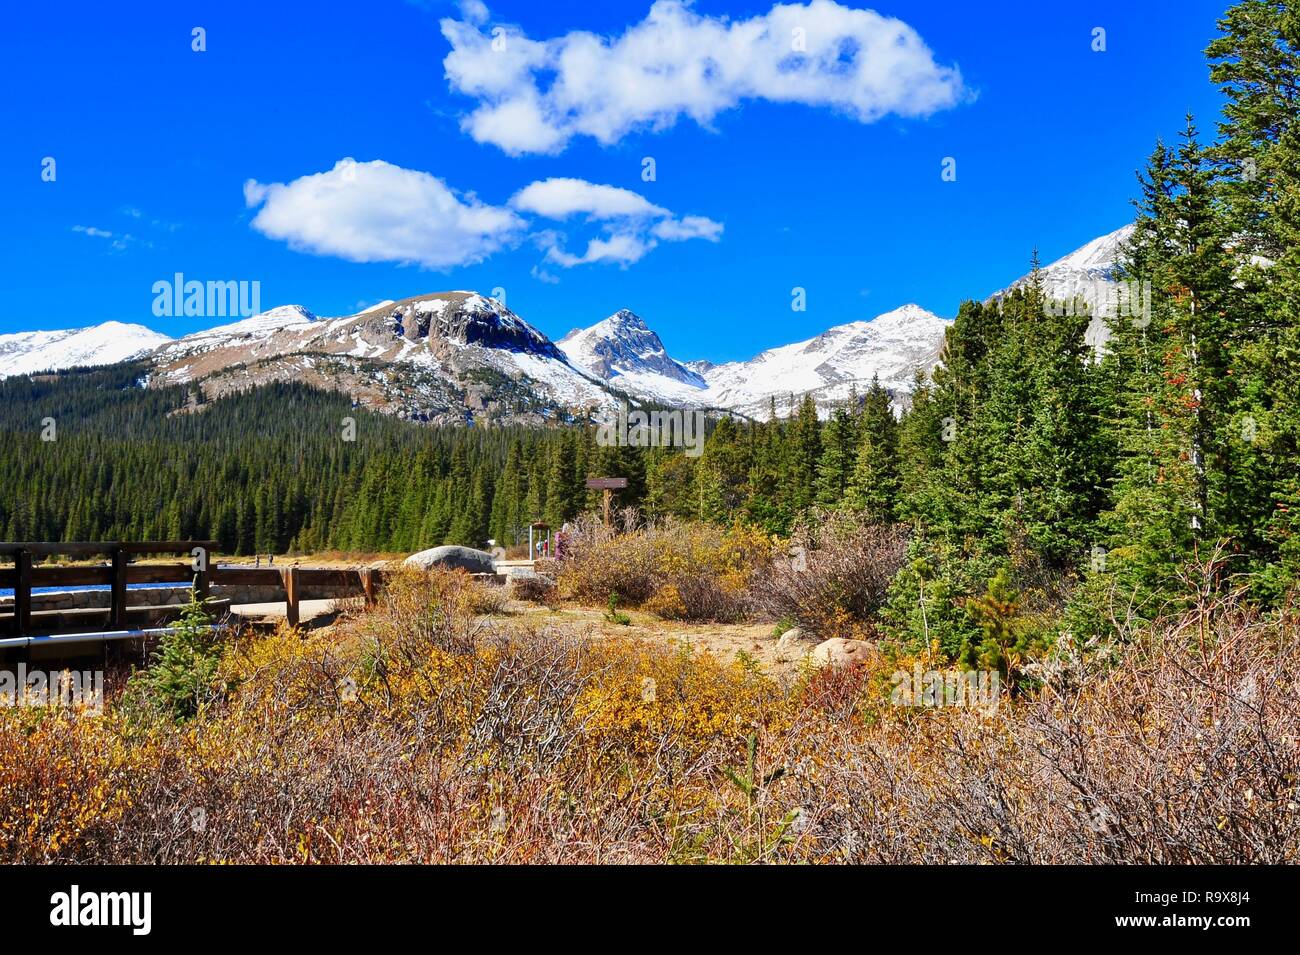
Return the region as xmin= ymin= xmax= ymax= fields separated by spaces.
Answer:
xmin=0 ymin=540 xmax=385 ymax=647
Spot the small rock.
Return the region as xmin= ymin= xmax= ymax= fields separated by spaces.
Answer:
xmin=775 ymin=627 xmax=811 ymax=659
xmin=509 ymin=574 xmax=557 ymax=602
xmin=809 ymin=638 xmax=877 ymax=668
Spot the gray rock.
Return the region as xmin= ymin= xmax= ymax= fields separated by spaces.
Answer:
xmin=404 ymin=545 xmax=498 ymax=575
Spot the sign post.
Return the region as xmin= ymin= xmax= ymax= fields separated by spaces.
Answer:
xmin=585 ymin=477 xmax=628 ymax=526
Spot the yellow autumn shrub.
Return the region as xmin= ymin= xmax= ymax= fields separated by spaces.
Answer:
xmin=1 ymin=572 xmax=1294 ymax=865
xmin=558 ymin=518 xmax=772 ymax=621
xmin=0 ymin=707 xmax=152 ymax=862
xmin=643 ymin=583 xmax=688 ymax=619
xmin=573 ymin=639 xmax=783 ymax=758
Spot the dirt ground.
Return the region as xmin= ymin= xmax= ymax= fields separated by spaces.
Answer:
xmin=490 ymin=597 xmax=807 ymax=679
xmin=225 ymin=554 xmax=813 ymax=677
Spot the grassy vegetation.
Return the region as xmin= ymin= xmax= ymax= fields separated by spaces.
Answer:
xmin=2 ymin=558 xmax=1296 ymax=864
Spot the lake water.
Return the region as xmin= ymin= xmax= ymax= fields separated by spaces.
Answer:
xmin=0 ymin=582 xmax=180 ymax=598
xmin=1 ymin=565 xmax=241 ymax=599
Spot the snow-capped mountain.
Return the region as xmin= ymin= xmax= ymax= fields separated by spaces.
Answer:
xmin=0 ymin=321 xmax=172 ymax=378
xmin=8 ymin=228 xmax=1144 ymax=422
xmin=147 ymin=294 xmax=950 ymax=420
xmin=150 ymin=292 xmax=613 ymax=423
xmin=559 ymin=303 xmax=950 ymax=417
xmin=994 ymin=224 xmax=1134 ymax=351
xmin=698 ymin=304 xmax=950 ymax=417
xmin=559 ymin=309 xmax=706 ymax=402
xmin=173 ymin=304 xmax=319 ymax=344
xmin=0 ymin=224 xmax=1141 ymax=419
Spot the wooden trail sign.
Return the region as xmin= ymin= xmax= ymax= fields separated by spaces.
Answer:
xmin=586 ymin=477 xmax=628 ymax=524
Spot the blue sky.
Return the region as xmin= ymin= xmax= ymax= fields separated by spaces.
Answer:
xmin=2 ymin=0 xmax=1228 ymax=362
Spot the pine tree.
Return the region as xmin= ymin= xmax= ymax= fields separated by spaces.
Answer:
xmin=698 ymin=415 xmax=752 ymax=513
xmin=816 ymin=406 xmax=856 ymax=506
xmin=846 ymin=376 xmax=900 ymax=520
xmin=785 ymin=394 xmax=822 ymax=514
xmin=896 ymin=369 xmax=945 ymax=524
xmin=544 ymin=434 xmax=580 ymax=527
xmin=744 ymin=406 xmax=789 ymax=533
xmin=1102 ymin=128 xmax=1232 ymax=600
xmin=1208 ymin=1 xmax=1300 ymax=588
xmin=1020 ymin=270 xmax=1107 ymax=567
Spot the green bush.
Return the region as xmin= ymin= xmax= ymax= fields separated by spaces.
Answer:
xmin=127 ymin=587 xmax=225 ymax=721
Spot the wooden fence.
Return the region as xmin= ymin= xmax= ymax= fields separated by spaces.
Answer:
xmin=0 ymin=541 xmax=385 ymax=639
xmin=207 ymin=563 xmax=384 ymax=626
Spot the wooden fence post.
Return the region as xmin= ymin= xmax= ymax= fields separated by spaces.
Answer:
xmin=193 ymin=548 xmax=210 ymax=605
xmin=111 ymin=545 xmax=127 ymax=630
xmin=283 ymin=565 xmax=300 ymax=628
xmin=14 ymin=550 xmax=31 ymax=638
xmin=361 ymin=567 xmax=376 ymax=607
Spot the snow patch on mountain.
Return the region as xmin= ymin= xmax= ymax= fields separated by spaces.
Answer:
xmin=558 ymin=303 xmax=950 ymax=416
xmin=181 ymin=305 xmax=318 ymax=342
xmin=0 ymin=322 xmax=172 ymax=378
xmin=148 ymin=291 xmax=615 ymax=421
xmin=699 ymin=304 xmax=951 ymax=417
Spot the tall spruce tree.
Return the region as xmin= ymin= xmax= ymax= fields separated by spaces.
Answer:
xmin=785 ymin=394 xmax=822 ymax=514
xmin=1102 ymin=125 xmax=1233 ymax=600
xmin=845 ymin=376 xmax=900 ymax=520
xmin=1209 ymin=0 xmax=1300 ymax=588
xmin=815 ymin=406 xmax=857 ymax=506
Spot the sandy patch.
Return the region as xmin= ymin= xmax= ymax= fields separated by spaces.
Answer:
xmin=491 ymin=598 xmax=810 ymax=677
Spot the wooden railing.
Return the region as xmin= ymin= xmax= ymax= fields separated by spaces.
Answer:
xmin=1 ymin=541 xmax=385 ymax=638
xmin=0 ymin=541 xmax=216 ymax=638
xmin=207 ymin=564 xmax=383 ymax=626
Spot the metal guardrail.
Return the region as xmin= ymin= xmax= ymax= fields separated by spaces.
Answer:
xmin=0 ymin=626 xmax=211 ymax=650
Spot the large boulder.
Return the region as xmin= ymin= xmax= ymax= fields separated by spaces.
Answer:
xmin=809 ymin=638 xmax=877 ymax=669
xmin=404 ymin=545 xmax=497 ymax=575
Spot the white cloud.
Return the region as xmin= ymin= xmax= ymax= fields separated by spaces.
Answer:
xmin=511 ymin=177 xmax=666 ymax=220
xmin=242 ymin=162 xmax=719 ymax=272
xmin=512 ymin=176 xmax=722 ymax=269
xmin=462 ymin=90 xmax=567 ymax=155
xmin=544 ymin=232 xmax=657 ymax=268
xmin=72 ymin=224 xmax=146 ymax=251
xmin=458 ymin=0 xmax=489 ymax=25
xmin=652 ymin=215 xmax=724 ymax=242
xmin=243 ymin=158 xmax=524 ymax=269
xmin=440 ymin=0 xmax=968 ymax=155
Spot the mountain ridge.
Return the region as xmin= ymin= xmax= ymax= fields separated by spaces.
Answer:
xmin=0 ymin=321 xmax=172 ymax=378
xmin=0 ymin=227 xmax=1134 ymax=419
